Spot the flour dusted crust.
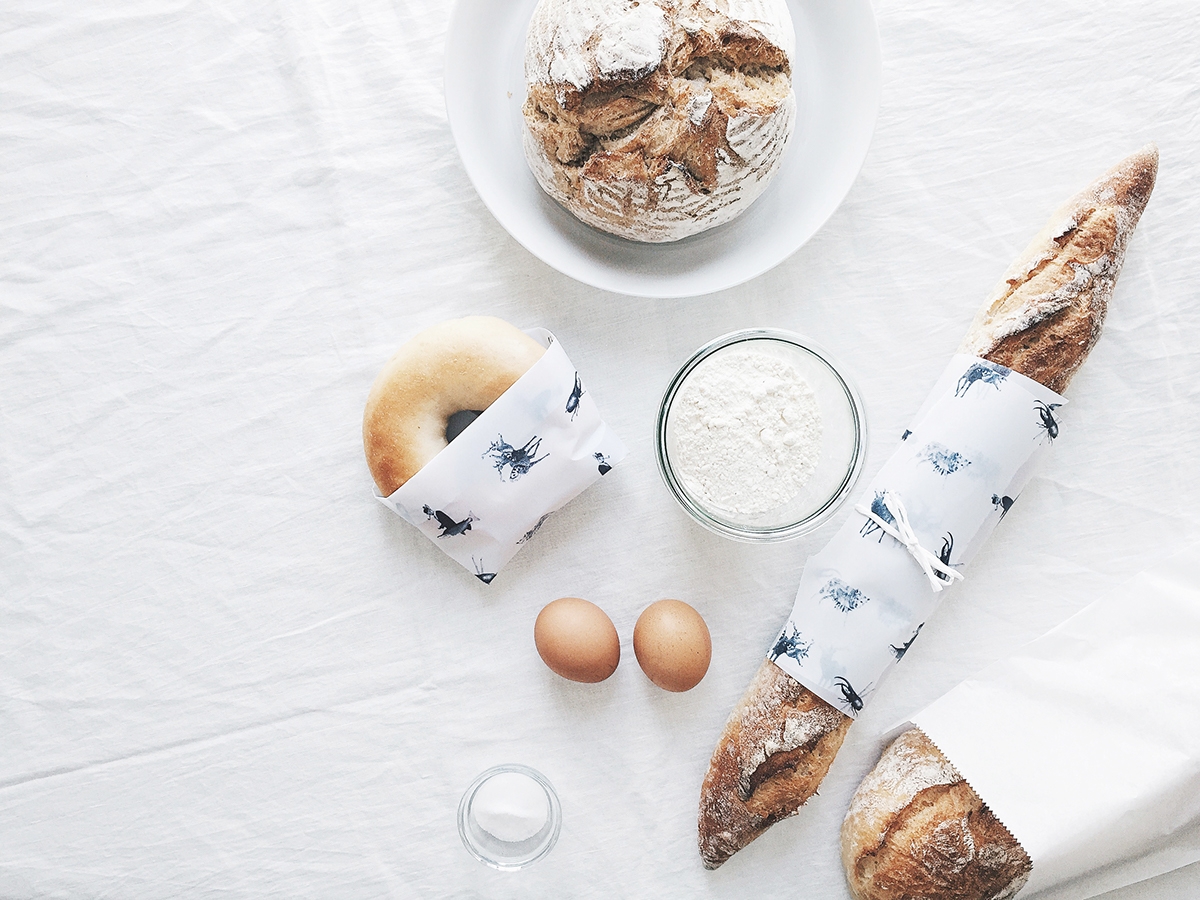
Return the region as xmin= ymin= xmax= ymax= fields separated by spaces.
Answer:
xmin=698 ymin=660 xmax=850 ymax=868
xmin=841 ymin=729 xmax=1031 ymax=900
xmin=522 ymin=0 xmax=795 ymax=242
xmin=962 ymin=145 xmax=1159 ymax=392
xmin=697 ymin=146 xmax=1158 ymax=869
xmin=362 ymin=317 xmax=545 ymax=496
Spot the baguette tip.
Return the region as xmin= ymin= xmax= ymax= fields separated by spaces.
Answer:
xmin=1094 ymin=144 xmax=1159 ymax=220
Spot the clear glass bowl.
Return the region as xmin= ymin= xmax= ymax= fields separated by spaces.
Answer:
xmin=656 ymin=328 xmax=867 ymax=542
xmin=457 ymin=764 xmax=562 ymax=870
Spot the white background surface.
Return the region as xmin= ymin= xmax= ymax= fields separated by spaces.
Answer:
xmin=2 ymin=1 xmax=1198 ymax=898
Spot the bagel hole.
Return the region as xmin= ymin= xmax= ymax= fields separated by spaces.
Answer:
xmin=446 ymin=409 xmax=484 ymax=444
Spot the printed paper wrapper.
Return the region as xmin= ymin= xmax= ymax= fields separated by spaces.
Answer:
xmin=771 ymin=356 xmax=1067 ymax=716
xmin=375 ymin=329 xmax=626 ymax=584
xmin=908 ymin=544 xmax=1200 ymax=899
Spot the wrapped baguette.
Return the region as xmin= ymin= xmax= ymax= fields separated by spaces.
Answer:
xmin=697 ymin=146 xmax=1159 ymax=869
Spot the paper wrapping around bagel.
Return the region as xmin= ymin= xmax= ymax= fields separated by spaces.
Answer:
xmin=905 ymin=543 xmax=1200 ymax=900
xmin=375 ymin=330 xmax=626 ymax=583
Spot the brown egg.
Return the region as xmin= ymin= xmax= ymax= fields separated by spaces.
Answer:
xmin=633 ymin=599 xmax=712 ymax=692
xmin=534 ymin=597 xmax=620 ymax=683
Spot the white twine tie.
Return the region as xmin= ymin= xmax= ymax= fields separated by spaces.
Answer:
xmin=854 ymin=490 xmax=964 ymax=592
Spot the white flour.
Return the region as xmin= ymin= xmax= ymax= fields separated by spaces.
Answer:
xmin=672 ymin=350 xmax=821 ymax=516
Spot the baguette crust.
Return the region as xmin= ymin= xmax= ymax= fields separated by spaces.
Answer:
xmin=698 ymin=660 xmax=850 ymax=868
xmin=963 ymin=145 xmax=1158 ymax=392
xmin=841 ymin=729 xmax=1031 ymax=900
xmin=697 ymin=146 xmax=1158 ymax=869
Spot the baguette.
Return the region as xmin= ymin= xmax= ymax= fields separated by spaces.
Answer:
xmin=697 ymin=145 xmax=1159 ymax=870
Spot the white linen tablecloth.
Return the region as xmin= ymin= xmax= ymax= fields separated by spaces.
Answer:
xmin=2 ymin=1 xmax=1198 ymax=897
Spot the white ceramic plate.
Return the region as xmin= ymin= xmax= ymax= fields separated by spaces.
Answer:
xmin=444 ymin=0 xmax=882 ymax=299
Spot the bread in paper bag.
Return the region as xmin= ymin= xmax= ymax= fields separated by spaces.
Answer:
xmin=843 ymin=545 xmax=1200 ymax=900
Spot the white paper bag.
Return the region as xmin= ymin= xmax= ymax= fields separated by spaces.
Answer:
xmin=910 ymin=543 xmax=1200 ymax=899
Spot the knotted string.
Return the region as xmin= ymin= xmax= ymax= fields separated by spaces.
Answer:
xmin=854 ymin=490 xmax=964 ymax=592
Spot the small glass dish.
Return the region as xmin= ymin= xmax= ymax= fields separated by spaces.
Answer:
xmin=457 ymin=764 xmax=562 ymax=871
xmin=656 ymin=328 xmax=867 ymax=542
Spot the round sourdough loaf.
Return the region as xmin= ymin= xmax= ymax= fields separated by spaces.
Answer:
xmin=522 ymin=0 xmax=796 ymax=243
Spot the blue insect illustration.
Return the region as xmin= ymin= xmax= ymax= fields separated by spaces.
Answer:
xmin=934 ymin=533 xmax=955 ymax=583
xmin=516 ymin=513 xmax=550 ymax=546
xmin=921 ymin=442 xmax=970 ymax=476
xmin=820 ymin=578 xmax=870 ymax=613
xmin=594 ymin=451 xmax=612 ymax=475
xmin=422 ymin=505 xmax=475 ymax=538
xmin=484 ymin=435 xmax=548 ymax=480
xmin=1034 ymin=401 xmax=1062 ymax=442
xmin=566 ymin=372 xmax=584 ymax=419
xmin=890 ymin=623 xmax=925 ymax=661
xmin=472 ymin=556 xmax=496 ymax=584
xmin=859 ymin=491 xmax=895 ymax=542
xmin=991 ymin=493 xmax=1015 ymax=519
xmin=955 ymin=361 xmax=1009 ymax=397
xmin=769 ymin=623 xmax=812 ymax=663
xmin=834 ymin=676 xmax=869 ymax=714
xmin=901 ymin=429 xmax=912 ymax=441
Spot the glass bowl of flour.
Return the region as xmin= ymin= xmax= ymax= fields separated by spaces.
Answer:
xmin=656 ymin=329 xmax=867 ymax=541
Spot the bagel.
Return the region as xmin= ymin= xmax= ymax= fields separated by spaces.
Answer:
xmin=363 ymin=317 xmax=546 ymax=495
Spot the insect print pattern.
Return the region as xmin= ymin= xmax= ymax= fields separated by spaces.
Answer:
xmin=934 ymin=533 xmax=956 ymax=583
xmin=472 ymin=556 xmax=496 ymax=584
xmin=901 ymin=429 xmax=912 ymax=441
xmin=890 ymin=623 xmax=924 ymax=661
xmin=820 ymin=577 xmax=870 ymax=613
xmin=422 ymin=505 xmax=475 ymax=538
xmin=565 ymin=372 xmax=584 ymax=419
xmin=1034 ymin=401 xmax=1062 ymax=442
xmin=594 ymin=451 xmax=612 ymax=475
xmin=991 ymin=493 xmax=1015 ymax=519
xmin=859 ymin=491 xmax=895 ymax=542
xmin=921 ymin=442 xmax=971 ymax=476
xmin=834 ymin=676 xmax=868 ymax=714
xmin=484 ymin=435 xmax=549 ymax=481
xmin=955 ymin=361 xmax=1010 ymax=397
xmin=516 ymin=513 xmax=551 ymax=546
xmin=768 ymin=623 xmax=812 ymax=663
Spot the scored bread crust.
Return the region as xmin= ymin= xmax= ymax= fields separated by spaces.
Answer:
xmin=698 ymin=660 xmax=852 ymax=868
xmin=841 ymin=729 xmax=1031 ymax=900
xmin=696 ymin=145 xmax=1159 ymax=870
xmin=960 ymin=145 xmax=1159 ymax=391
xmin=522 ymin=0 xmax=795 ymax=243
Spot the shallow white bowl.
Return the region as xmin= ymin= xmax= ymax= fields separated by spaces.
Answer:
xmin=444 ymin=0 xmax=882 ymax=299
